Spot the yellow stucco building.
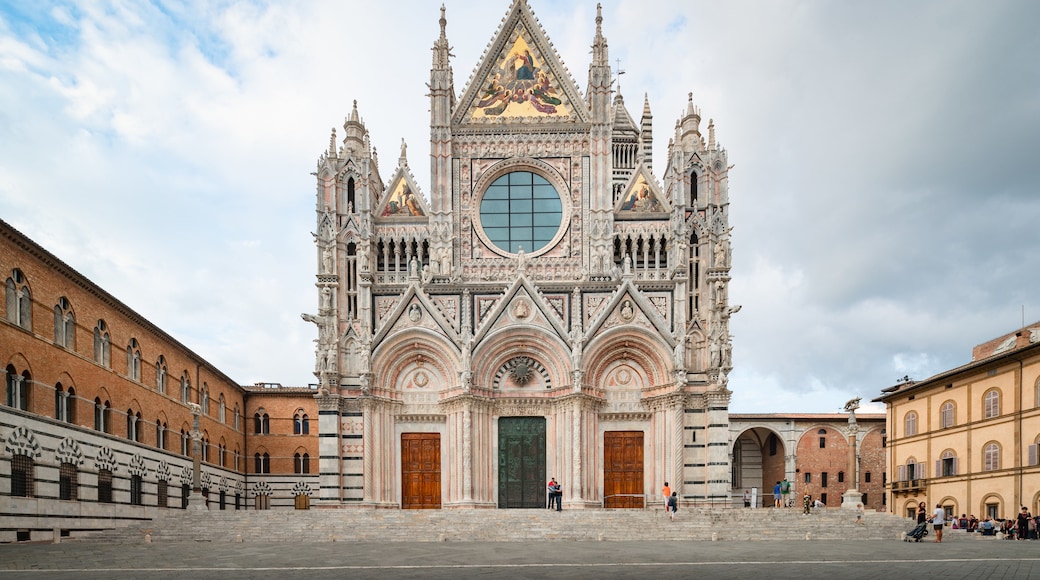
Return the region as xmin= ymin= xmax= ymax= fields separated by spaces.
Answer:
xmin=875 ymin=323 xmax=1040 ymax=520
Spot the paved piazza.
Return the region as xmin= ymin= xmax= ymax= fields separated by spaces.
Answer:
xmin=1 ymin=539 xmax=1039 ymax=579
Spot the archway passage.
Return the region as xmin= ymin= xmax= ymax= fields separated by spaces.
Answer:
xmin=732 ymin=428 xmax=785 ymax=507
xmin=498 ymin=417 xmax=546 ymax=508
xmin=402 ymin=433 xmax=441 ymax=509
xmin=604 ymin=431 xmax=644 ymax=508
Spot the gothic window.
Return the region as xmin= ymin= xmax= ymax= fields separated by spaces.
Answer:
xmin=294 ymin=411 xmax=309 ymax=435
xmin=59 ymin=462 xmax=78 ymax=501
xmin=97 ymin=469 xmax=113 ymax=503
xmin=346 ymin=177 xmax=356 ymax=211
xmin=983 ymin=389 xmax=1000 ymax=419
xmin=904 ymin=411 xmax=917 ymax=436
xmin=5 ymin=366 xmax=30 ymax=411
xmin=199 ymin=383 xmax=209 ymax=414
xmin=255 ymin=410 xmax=270 ymax=434
xmin=55 ymin=383 xmax=75 ymax=422
xmin=155 ymin=355 xmax=167 ymax=394
xmin=53 ymin=297 xmax=75 ymax=349
xmin=940 ymin=401 xmax=955 ymax=428
xmin=218 ymin=443 xmax=226 ymax=467
xmin=983 ymin=442 xmax=1000 ymax=471
xmin=478 ymin=171 xmax=562 ymax=254
xmin=93 ymin=320 xmax=110 ymax=367
xmin=156 ymin=420 xmax=166 ymax=450
xmin=180 ymin=427 xmax=189 ymax=456
xmin=201 ymin=433 xmax=210 ymax=462
xmin=234 ymin=448 xmax=240 ymax=471
xmin=126 ymin=338 xmax=141 ymax=380
xmin=688 ymin=232 xmax=699 ymax=314
xmin=218 ymin=394 xmax=226 ymax=424
xmin=5 ymin=269 xmax=32 ymax=331
xmin=689 ymin=171 xmax=698 ymax=206
xmin=130 ymin=475 xmax=143 ymax=506
xmin=126 ymin=410 xmax=141 ymax=441
xmin=180 ymin=372 xmax=191 ymax=404
xmin=294 ymin=452 xmax=310 ymax=474
xmin=94 ymin=397 xmax=111 ymax=432
xmin=11 ymin=454 xmax=35 ymax=497
xmin=255 ymin=452 xmax=270 ymax=474
xmin=233 ymin=404 xmax=241 ymax=431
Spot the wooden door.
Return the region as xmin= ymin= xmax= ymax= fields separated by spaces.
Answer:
xmin=401 ymin=433 xmax=441 ymax=509
xmin=604 ymin=431 xmax=644 ymax=508
xmin=498 ymin=417 xmax=546 ymax=508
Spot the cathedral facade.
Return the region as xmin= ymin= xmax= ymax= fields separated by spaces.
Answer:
xmin=305 ymin=0 xmax=737 ymax=509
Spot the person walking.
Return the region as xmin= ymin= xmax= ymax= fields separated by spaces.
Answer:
xmin=661 ymin=482 xmax=671 ymax=514
xmin=855 ymin=503 xmax=865 ymax=525
xmin=780 ymin=478 xmax=791 ymax=507
xmin=667 ymin=492 xmax=678 ymax=521
xmin=932 ymin=504 xmax=945 ymax=543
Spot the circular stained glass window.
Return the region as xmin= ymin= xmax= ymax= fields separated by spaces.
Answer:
xmin=478 ymin=171 xmax=563 ymax=254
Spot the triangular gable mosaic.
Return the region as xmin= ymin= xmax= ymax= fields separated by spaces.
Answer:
xmin=377 ymin=171 xmax=428 ymax=219
xmin=615 ymin=168 xmax=669 ymax=218
xmin=455 ymin=1 xmax=588 ymax=124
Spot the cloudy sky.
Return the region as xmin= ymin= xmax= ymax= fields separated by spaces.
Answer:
xmin=1 ymin=0 xmax=1037 ymax=414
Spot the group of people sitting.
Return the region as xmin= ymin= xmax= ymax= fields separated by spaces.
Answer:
xmin=939 ymin=507 xmax=1037 ymax=539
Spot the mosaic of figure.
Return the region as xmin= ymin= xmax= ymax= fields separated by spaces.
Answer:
xmin=473 ymin=30 xmax=567 ymax=118
xmin=381 ymin=181 xmax=424 ymax=217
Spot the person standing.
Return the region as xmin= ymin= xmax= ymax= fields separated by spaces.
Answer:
xmin=667 ymin=492 xmax=678 ymax=521
xmin=552 ymin=480 xmax=562 ymax=511
xmin=932 ymin=504 xmax=945 ymax=543
xmin=780 ymin=478 xmax=791 ymax=507
xmin=773 ymin=481 xmax=782 ymax=508
xmin=547 ymin=478 xmax=558 ymax=510
xmin=661 ymin=482 xmax=671 ymax=514
xmin=802 ymin=493 xmax=812 ymax=515
xmin=916 ymin=501 xmax=928 ymax=525
xmin=1017 ymin=507 xmax=1032 ymax=541
xmin=743 ymin=489 xmax=751 ymax=508
xmin=855 ymin=503 xmax=864 ymax=525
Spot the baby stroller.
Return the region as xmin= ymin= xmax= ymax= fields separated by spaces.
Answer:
xmin=905 ymin=521 xmax=929 ymax=542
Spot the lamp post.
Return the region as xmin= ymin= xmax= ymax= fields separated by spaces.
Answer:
xmin=186 ymin=402 xmax=208 ymax=510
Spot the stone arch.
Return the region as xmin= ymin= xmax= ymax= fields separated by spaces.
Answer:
xmin=473 ymin=325 xmax=569 ymax=391
xmin=4 ymin=426 xmax=41 ymax=459
xmin=979 ymin=492 xmax=1005 ymax=518
xmin=372 ymin=330 xmax=458 ymax=393
xmin=730 ymin=426 xmax=787 ymax=505
xmin=55 ymin=437 xmax=84 ymax=466
xmin=585 ymin=326 xmax=670 ymax=389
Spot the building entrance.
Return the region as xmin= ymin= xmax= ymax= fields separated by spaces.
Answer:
xmin=401 ymin=433 xmax=441 ymax=509
xmin=498 ymin=417 xmax=546 ymax=508
xmin=603 ymin=431 xmax=644 ymax=508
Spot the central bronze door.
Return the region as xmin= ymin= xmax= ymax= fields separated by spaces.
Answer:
xmin=401 ymin=433 xmax=441 ymax=509
xmin=498 ymin=417 xmax=546 ymax=508
xmin=604 ymin=431 xmax=644 ymax=508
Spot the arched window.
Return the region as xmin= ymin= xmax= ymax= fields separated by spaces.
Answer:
xmin=156 ymin=420 xmax=167 ymax=450
xmin=155 ymin=355 xmax=168 ymax=394
xmin=983 ymin=389 xmax=1000 ymax=419
xmin=346 ymin=177 xmax=356 ymax=211
xmin=218 ymin=394 xmax=226 ymax=424
xmin=294 ymin=452 xmax=310 ymax=474
xmin=180 ymin=372 xmax=191 ymax=404
xmin=218 ymin=442 xmax=226 ymax=467
xmin=180 ymin=427 xmax=189 ymax=456
xmin=93 ymin=320 xmax=110 ymax=367
xmin=126 ymin=338 xmax=141 ymax=380
xmin=689 ymin=171 xmax=699 ymax=206
xmin=294 ymin=411 xmax=309 ymax=435
xmin=233 ymin=404 xmax=241 ymax=431
xmin=818 ymin=428 xmax=827 ymax=449
xmin=234 ymin=448 xmax=241 ymax=471
xmin=199 ymin=383 xmax=209 ymax=414
xmin=904 ymin=411 xmax=918 ymax=436
xmin=55 ymin=383 xmax=75 ymax=423
xmin=254 ymin=410 xmax=270 ymax=434
xmin=939 ymin=449 xmax=957 ymax=477
xmin=254 ymin=452 xmax=270 ymax=474
xmin=5 ymin=269 xmax=32 ymax=330
xmin=201 ymin=433 xmax=210 ymax=462
xmin=983 ymin=442 xmax=1000 ymax=471
xmin=5 ymin=365 xmax=30 ymax=411
xmin=940 ymin=401 xmax=955 ymax=429
xmin=899 ymin=457 xmax=923 ymax=481
xmin=53 ymin=297 xmax=75 ymax=349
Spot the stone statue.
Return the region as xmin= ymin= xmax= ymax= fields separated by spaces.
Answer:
xmin=320 ymin=287 xmax=332 ymax=311
xmin=321 ymin=246 xmax=333 ymax=274
xmin=714 ymin=237 xmax=728 ymax=268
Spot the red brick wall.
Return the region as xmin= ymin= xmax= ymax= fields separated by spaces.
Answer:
xmin=244 ymin=391 xmax=318 ymax=475
xmin=795 ymin=426 xmax=851 ymax=507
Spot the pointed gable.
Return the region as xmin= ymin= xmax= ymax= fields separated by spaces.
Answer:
xmin=454 ymin=0 xmax=589 ymax=125
xmin=376 ymin=167 xmax=429 ymax=220
xmin=614 ymin=164 xmax=670 ymax=219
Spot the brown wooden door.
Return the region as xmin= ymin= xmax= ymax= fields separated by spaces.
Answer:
xmin=401 ymin=433 xmax=441 ymax=509
xmin=604 ymin=431 xmax=644 ymax=508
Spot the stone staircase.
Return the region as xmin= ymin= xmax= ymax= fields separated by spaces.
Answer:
xmin=76 ymin=507 xmax=915 ymax=543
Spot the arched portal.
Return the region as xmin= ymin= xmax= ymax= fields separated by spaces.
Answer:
xmin=731 ymin=427 xmax=786 ymax=507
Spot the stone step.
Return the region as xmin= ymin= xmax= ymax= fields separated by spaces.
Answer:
xmin=76 ymin=508 xmax=915 ymax=544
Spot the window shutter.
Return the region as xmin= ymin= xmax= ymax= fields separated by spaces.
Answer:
xmin=936 ymin=460 xmax=941 ymax=477
xmin=952 ymin=457 xmax=958 ymax=475
xmin=918 ymin=462 xmax=926 ymax=479
xmin=898 ymin=465 xmax=906 ymax=482
xmin=1029 ymin=444 xmax=1038 ymax=467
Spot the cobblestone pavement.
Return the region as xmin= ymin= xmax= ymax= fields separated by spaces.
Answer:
xmin=1 ymin=538 xmax=1039 ymax=579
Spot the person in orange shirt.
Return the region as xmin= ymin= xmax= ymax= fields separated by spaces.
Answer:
xmin=661 ymin=482 xmax=671 ymax=513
